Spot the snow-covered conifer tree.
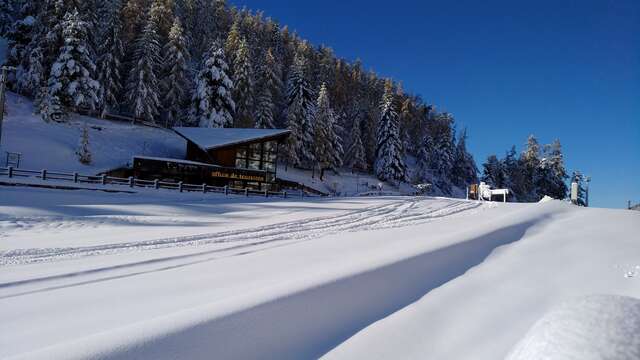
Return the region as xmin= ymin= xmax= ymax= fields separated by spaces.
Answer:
xmin=189 ymin=43 xmax=235 ymax=128
xmin=520 ymin=134 xmax=541 ymax=201
xmin=126 ymin=16 xmax=161 ymax=123
xmin=451 ymin=128 xmax=478 ymax=187
xmin=313 ymin=83 xmax=342 ymax=178
xmin=233 ymin=38 xmax=254 ymax=127
xmin=537 ymin=139 xmax=568 ymax=200
xmin=481 ymin=155 xmax=505 ymax=188
xmin=502 ymin=145 xmax=523 ymax=197
xmin=345 ymin=119 xmax=367 ymax=173
xmin=225 ymin=18 xmax=242 ymax=69
xmin=46 ymin=10 xmax=100 ymax=116
xmin=96 ymin=1 xmax=124 ymax=117
xmin=40 ymin=88 xmax=65 ymax=122
xmin=76 ymin=123 xmax=92 ymax=164
xmin=161 ymin=18 xmax=190 ymax=126
xmin=253 ymin=48 xmax=281 ymax=129
xmin=570 ymin=171 xmax=587 ymax=206
xmin=284 ymin=51 xmax=315 ymax=168
xmin=374 ymin=79 xmax=406 ymax=183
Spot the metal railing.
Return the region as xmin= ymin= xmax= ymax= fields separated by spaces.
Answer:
xmin=0 ymin=166 xmax=303 ymax=199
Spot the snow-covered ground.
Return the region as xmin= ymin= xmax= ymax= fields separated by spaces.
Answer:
xmin=1 ymin=185 xmax=638 ymax=359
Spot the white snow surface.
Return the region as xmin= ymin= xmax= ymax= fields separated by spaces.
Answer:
xmin=506 ymin=294 xmax=640 ymax=360
xmin=1 ymin=185 xmax=638 ymax=359
xmin=0 ymin=92 xmax=185 ymax=173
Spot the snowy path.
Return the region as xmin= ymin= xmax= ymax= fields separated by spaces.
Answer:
xmin=1 ymin=197 xmax=478 ymax=266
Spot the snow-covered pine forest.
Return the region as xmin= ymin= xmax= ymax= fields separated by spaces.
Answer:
xmin=1 ymin=0 xmax=567 ymax=200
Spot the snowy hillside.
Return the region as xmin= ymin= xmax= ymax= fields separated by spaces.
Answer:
xmin=0 ymin=93 xmax=411 ymax=194
xmin=0 ymin=187 xmax=638 ymax=359
xmin=0 ymin=92 xmax=185 ymax=174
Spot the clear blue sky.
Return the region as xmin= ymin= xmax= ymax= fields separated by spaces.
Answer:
xmin=230 ymin=0 xmax=639 ymax=209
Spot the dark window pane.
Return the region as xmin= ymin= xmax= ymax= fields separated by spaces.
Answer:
xmin=264 ymin=141 xmax=275 ymax=153
xmin=248 ymin=160 xmax=261 ymax=170
xmin=264 ymin=162 xmax=275 ymax=172
xmin=236 ymin=158 xmax=247 ymax=168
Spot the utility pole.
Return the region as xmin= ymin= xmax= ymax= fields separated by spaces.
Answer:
xmin=0 ymin=66 xmax=17 ymax=148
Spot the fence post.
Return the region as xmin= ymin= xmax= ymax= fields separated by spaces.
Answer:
xmin=73 ymin=172 xmax=78 ymax=183
xmin=154 ymin=179 xmax=159 ymax=189
xmin=202 ymin=183 xmax=207 ymax=193
xmin=8 ymin=166 xmax=12 ymax=178
xmin=101 ymin=174 xmax=106 ymax=185
xmin=128 ymin=176 xmax=134 ymax=188
xmin=245 ymin=188 xmax=249 ymax=197
xmin=41 ymin=169 xmax=47 ymax=180
xmin=264 ymin=189 xmax=268 ymax=198
xmin=283 ymin=191 xmax=287 ymax=199
xmin=224 ymin=185 xmax=228 ymax=195
xmin=178 ymin=181 xmax=183 ymax=193
xmin=300 ymin=189 xmax=304 ymax=199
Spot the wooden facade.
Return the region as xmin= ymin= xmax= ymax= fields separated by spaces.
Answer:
xmin=133 ymin=128 xmax=289 ymax=191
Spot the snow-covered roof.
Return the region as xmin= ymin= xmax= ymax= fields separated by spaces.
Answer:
xmin=132 ymin=156 xmax=219 ymax=167
xmin=173 ymin=127 xmax=290 ymax=151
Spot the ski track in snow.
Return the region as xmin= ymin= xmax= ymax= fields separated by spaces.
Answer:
xmin=0 ymin=198 xmax=482 ymax=266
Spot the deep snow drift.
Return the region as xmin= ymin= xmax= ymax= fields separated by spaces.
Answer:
xmin=0 ymin=187 xmax=638 ymax=359
xmin=506 ymin=294 xmax=640 ymax=360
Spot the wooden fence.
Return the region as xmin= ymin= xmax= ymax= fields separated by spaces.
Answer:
xmin=0 ymin=166 xmax=303 ymax=199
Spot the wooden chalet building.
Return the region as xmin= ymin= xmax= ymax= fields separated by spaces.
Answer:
xmin=133 ymin=127 xmax=290 ymax=191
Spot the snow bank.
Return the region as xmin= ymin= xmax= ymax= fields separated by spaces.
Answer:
xmin=538 ymin=195 xmax=555 ymax=203
xmin=507 ymin=294 xmax=640 ymax=360
xmin=325 ymin=205 xmax=640 ymax=359
xmin=0 ymin=92 xmax=185 ymax=174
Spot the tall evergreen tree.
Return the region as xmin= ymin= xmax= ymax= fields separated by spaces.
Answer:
xmin=96 ymin=0 xmax=125 ymax=117
xmin=161 ymin=18 xmax=190 ymax=126
xmin=537 ymin=139 xmax=568 ymax=199
xmin=452 ymin=128 xmax=478 ymax=187
xmin=189 ymin=44 xmax=235 ymax=128
xmin=426 ymin=112 xmax=456 ymax=193
xmin=503 ymin=145 xmax=524 ymax=198
xmin=126 ymin=16 xmax=162 ymax=122
xmin=232 ymin=38 xmax=254 ymax=127
xmin=374 ymin=79 xmax=406 ymax=183
xmin=284 ymin=51 xmax=315 ymax=168
xmin=521 ymin=134 xmax=541 ymax=201
xmin=225 ymin=17 xmax=242 ymax=68
xmin=253 ymin=48 xmax=281 ymax=129
xmin=46 ymin=10 xmax=100 ymax=117
xmin=481 ymin=155 xmax=505 ymax=188
xmin=345 ymin=119 xmax=367 ymax=173
xmin=313 ymin=83 xmax=342 ymax=179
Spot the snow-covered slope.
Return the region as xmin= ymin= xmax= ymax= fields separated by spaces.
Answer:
xmin=324 ymin=204 xmax=640 ymax=359
xmin=506 ymin=294 xmax=640 ymax=360
xmin=0 ymin=92 xmax=185 ymax=173
xmin=0 ymin=187 xmax=638 ymax=359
